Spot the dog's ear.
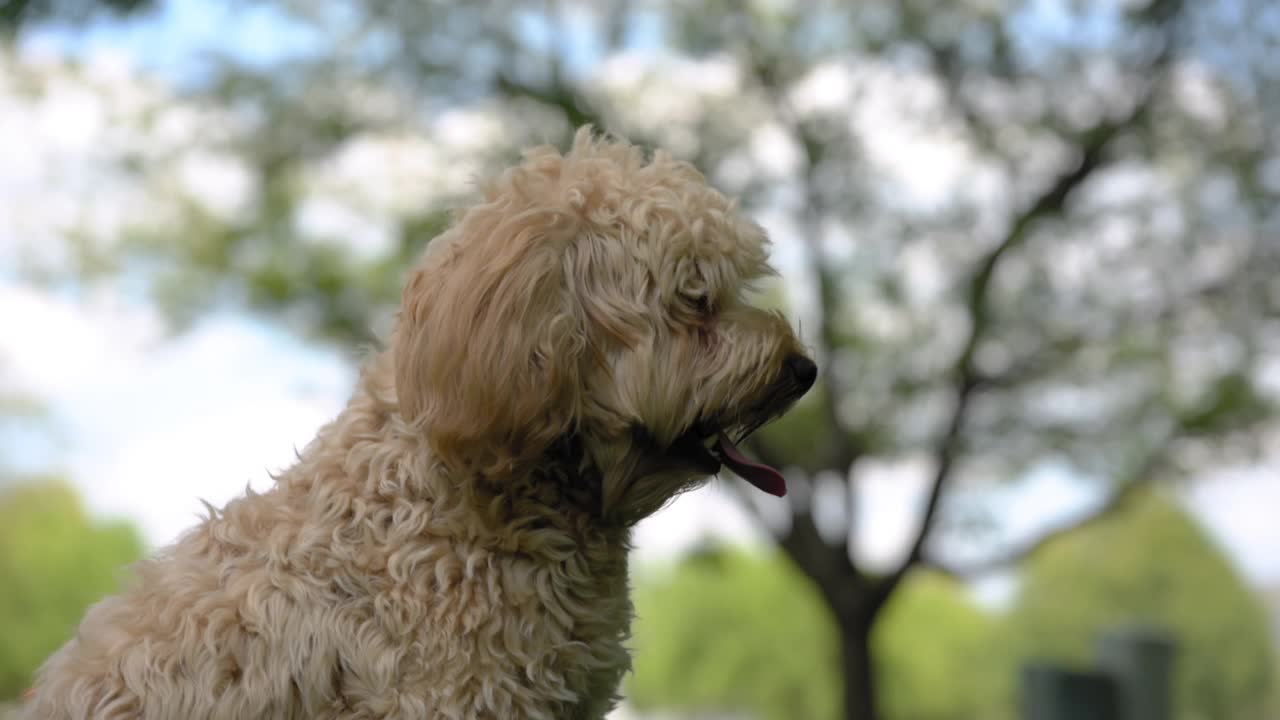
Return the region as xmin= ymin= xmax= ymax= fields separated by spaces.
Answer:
xmin=394 ymin=207 xmax=585 ymax=471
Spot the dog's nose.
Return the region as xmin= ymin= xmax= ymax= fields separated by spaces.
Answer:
xmin=785 ymin=354 xmax=817 ymax=391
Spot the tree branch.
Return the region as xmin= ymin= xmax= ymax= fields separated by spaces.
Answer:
xmin=922 ymin=441 xmax=1168 ymax=579
xmin=872 ymin=77 xmax=1167 ymax=608
xmin=737 ymin=67 xmax=869 ymax=591
xmin=872 ymin=379 xmax=975 ymax=606
xmin=495 ymin=73 xmax=601 ymax=131
xmin=923 ymin=481 xmax=1144 ymax=579
xmin=737 ymin=6 xmax=1177 ymax=613
xmin=732 ymin=438 xmax=866 ymax=611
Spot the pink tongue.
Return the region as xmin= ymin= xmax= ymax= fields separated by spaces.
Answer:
xmin=716 ymin=432 xmax=787 ymax=497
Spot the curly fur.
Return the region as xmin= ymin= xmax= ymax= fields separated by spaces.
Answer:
xmin=24 ymin=128 xmax=813 ymax=719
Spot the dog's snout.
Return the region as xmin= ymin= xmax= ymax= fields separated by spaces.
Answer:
xmin=785 ymin=354 xmax=817 ymax=392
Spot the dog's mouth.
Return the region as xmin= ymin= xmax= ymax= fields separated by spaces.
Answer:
xmin=659 ymin=357 xmax=817 ymax=498
xmin=668 ymin=417 xmax=788 ymax=497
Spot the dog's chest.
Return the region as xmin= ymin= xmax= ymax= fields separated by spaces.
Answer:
xmin=337 ymin=538 xmax=633 ymax=719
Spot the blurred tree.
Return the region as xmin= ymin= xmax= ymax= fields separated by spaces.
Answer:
xmin=875 ymin=573 xmax=1012 ymax=720
xmin=627 ymin=546 xmax=842 ymax=720
xmin=7 ymin=0 xmax=1280 ymax=717
xmin=628 ymin=545 xmax=1009 ymax=720
xmin=0 ymin=0 xmax=150 ymax=37
xmin=0 ymin=480 xmax=145 ymax=700
xmin=1008 ymin=490 xmax=1276 ymax=720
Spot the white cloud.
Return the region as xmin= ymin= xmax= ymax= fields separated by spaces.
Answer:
xmin=1185 ymin=468 xmax=1280 ymax=586
xmin=175 ymin=150 xmax=258 ymax=221
xmin=0 ymin=284 xmax=160 ymax=398
xmin=0 ymin=280 xmax=353 ymax=545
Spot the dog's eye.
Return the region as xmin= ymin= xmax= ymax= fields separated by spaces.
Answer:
xmin=690 ymin=295 xmax=712 ymax=315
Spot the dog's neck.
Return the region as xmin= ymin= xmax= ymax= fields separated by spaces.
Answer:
xmin=286 ymin=351 xmax=632 ymax=566
xmin=461 ymin=430 xmax=633 ymax=549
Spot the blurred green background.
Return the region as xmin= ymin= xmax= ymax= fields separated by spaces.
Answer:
xmin=2 ymin=1 xmax=1279 ymax=718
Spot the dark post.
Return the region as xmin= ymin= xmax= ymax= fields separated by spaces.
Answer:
xmin=1096 ymin=626 xmax=1177 ymax=720
xmin=1022 ymin=663 xmax=1120 ymax=720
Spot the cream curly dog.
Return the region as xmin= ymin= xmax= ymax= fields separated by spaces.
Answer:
xmin=25 ymin=128 xmax=816 ymax=719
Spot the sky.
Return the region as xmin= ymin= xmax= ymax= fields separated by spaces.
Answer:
xmin=2 ymin=0 xmax=1278 ymax=601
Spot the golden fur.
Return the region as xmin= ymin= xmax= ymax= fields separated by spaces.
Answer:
xmin=24 ymin=128 xmax=813 ymax=719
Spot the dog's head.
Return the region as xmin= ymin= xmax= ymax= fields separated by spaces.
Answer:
xmin=394 ymin=128 xmax=815 ymax=524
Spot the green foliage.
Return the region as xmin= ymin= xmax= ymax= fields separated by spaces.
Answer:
xmin=627 ymin=547 xmax=1008 ymax=720
xmin=0 ymin=480 xmax=145 ymax=700
xmin=627 ymin=546 xmax=841 ymax=720
xmin=754 ymin=389 xmax=834 ymax=470
xmin=1008 ymin=491 xmax=1276 ymax=720
xmin=874 ymin=574 xmax=1013 ymax=720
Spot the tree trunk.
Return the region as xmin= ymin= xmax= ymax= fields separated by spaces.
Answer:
xmin=839 ymin=611 xmax=879 ymax=720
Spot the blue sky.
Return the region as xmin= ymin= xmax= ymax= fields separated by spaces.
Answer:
xmin=21 ymin=0 xmax=669 ymax=88
xmin=24 ymin=0 xmax=325 ymax=85
xmin=18 ymin=0 xmax=1125 ymax=88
